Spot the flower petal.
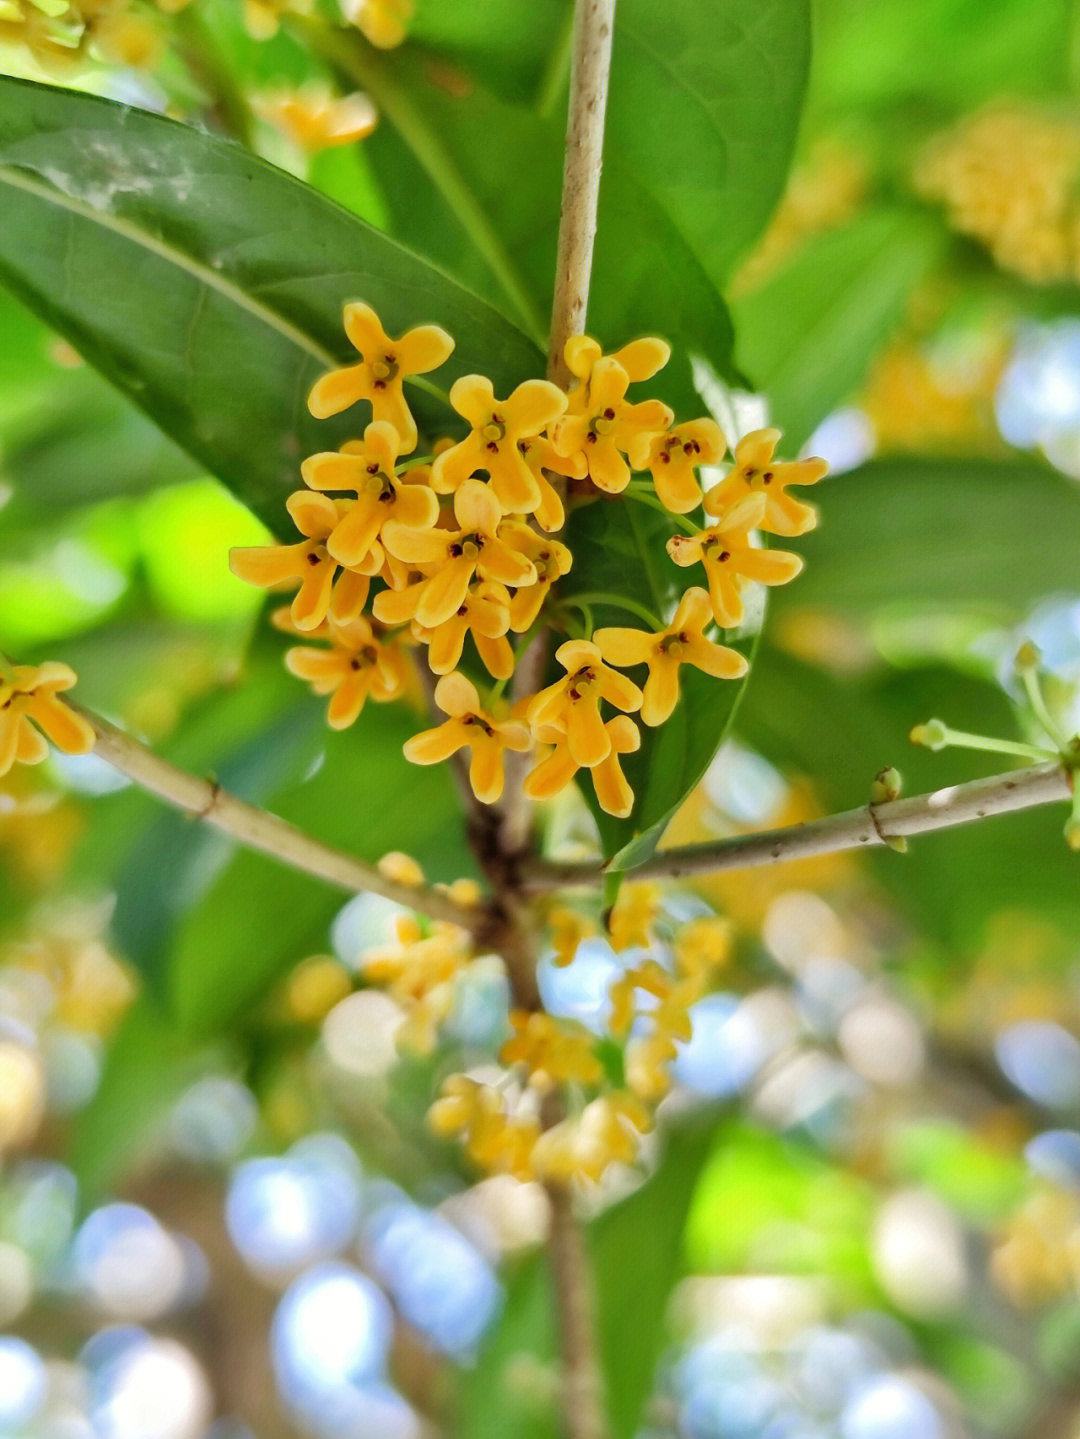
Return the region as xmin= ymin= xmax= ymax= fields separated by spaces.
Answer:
xmin=468 ymin=735 xmax=505 ymax=804
xmin=404 ymin=718 xmax=468 ymax=765
xmin=640 ymin=656 xmax=681 ymax=727
xmin=434 ymin=670 xmax=481 ymax=717
xmin=684 ymin=635 xmax=748 ymax=679
xmin=454 ymin=477 xmax=502 ymax=535
xmin=567 ymin=700 xmax=611 ymax=768
xmin=415 ymin=555 xmax=476 ymax=629
xmin=395 ymin=324 xmax=455 ymax=376
xmin=308 ymin=361 xmax=369 ymax=419
xmin=593 ymin=627 xmax=653 ymax=668
xmin=22 ymin=694 xmax=95 ymax=754
xmin=449 ymin=374 xmax=496 ymax=428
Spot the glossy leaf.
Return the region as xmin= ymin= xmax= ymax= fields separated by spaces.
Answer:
xmin=559 ymin=496 xmax=757 ymax=865
xmin=346 ymin=49 xmax=735 ymax=412
xmin=0 ymin=77 xmax=541 ymax=533
xmin=732 ymin=207 xmax=947 ymax=449
xmin=609 ymin=0 xmax=811 ymax=284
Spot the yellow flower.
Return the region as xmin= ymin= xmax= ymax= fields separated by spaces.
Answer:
xmin=673 ymin=915 xmax=731 ymax=985
xmin=516 ymin=433 xmax=586 ymax=532
xmin=524 ymin=714 xmax=640 ymax=818
xmin=256 ymin=84 xmax=377 ymax=153
xmin=608 ymin=959 xmax=672 ymax=1037
xmin=631 ymin=418 xmax=726 ymax=514
xmin=308 ymin=302 xmax=454 ymax=453
xmin=285 ymin=615 xmax=409 ymax=728
xmin=301 ymin=421 xmax=439 ymax=569
xmin=431 ymin=375 xmax=568 ymax=515
xmin=527 ymin=639 xmax=643 ymax=767
xmin=702 ymin=428 xmax=827 ymax=536
xmin=229 ymin=490 xmax=376 ymax=632
xmin=548 ymin=907 xmax=597 ymax=967
xmin=361 ymin=912 xmax=471 ymax=1052
xmin=428 ymin=1075 xmax=540 ymax=1180
xmin=608 ymin=881 xmax=659 ymax=951
xmin=594 ymin=587 xmax=748 ymax=727
xmin=500 ymin=524 xmax=573 ymax=633
xmin=403 ymin=672 xmax=531 ymax=804
xmin=381 ymin=478 xmax=537 ymax=629
xmin=552 ymin=358 xmax=673 ymax=494
xmin=417 ymin=581 xmax=514 ymax=680
xmin=341 ymin=0 xmax=412 ymax=48
xmin=0 ymin=663 xmax=95 ymax=777
xmin=563 ymin=334 xmax=671 ymax=411
xmin=666 ymin=493 xmax=803 ymax=629
xmin=531 ymin=1091 xmax=651 ymax=1183
xmin=499 ymin=1010 xmax=603 ymax=1089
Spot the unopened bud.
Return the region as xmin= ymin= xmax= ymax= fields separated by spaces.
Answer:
xmin=910 ymin=719 xmax=949 ymax=750
xmin=870 ymin=766 xmax=903 ymax=804
xmin=1015 ymin=641 xmax=1041 ymax=673
xmin=1065 ymin=819 xmax=1080 ymax=852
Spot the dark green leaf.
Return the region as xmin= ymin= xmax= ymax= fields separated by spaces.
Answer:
xmin=0 ymin=77 xmax=541 ymax=533
xmin=342 ymin=49 xmax=735 ymax=410
xmin=731 ymin=207 xmax=947 ymax=449
xmin=560 ymin=496 xmax=757 ymax=864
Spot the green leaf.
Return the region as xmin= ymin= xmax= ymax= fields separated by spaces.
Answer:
xmin=740 ymin=647 xmax=1080 ymax=948
xmin=457 ymin=1121 xmax=714 ymax=1439
xmin=731 ymin=207 xmax=947 ymax=449
xmin=560 ymin=496 xmax=757 ymax=865
xmin=609 ymin=0 xmax=811 ymax=284
xmin=332 ymin=47 xmax=735 ymax=411
xmin=771 ymin=455 xmax=1080 ymax=622
xmin=164 ymin=694 xmax=473 ymax=1032
xmin=0 ymin=77 xmax=542 ymax=533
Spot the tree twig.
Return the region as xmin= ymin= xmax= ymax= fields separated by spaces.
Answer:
xmin=79 ymin=708 xmax=483 ymax=932
xmin=546 ymin=1181 xmax=608 ymax=1439
xmin=546 ymin=0 xmax=617 ymax=391
xmin=522 ymin=761 xmax=1074 ymax=888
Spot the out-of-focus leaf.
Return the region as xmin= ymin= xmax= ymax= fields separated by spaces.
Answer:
xmin=67 ymin=997 xmax=238 ymax=1202
xmin=771 ymin=455 xmax=1080 ymax=622
xmin=685 ymin=1121 xmax=875 ymax=1282
xmin=732 ymin=208 xmax=946 ymax=449
xmin=406 ymin=0 xmax=570 ymax=103
xmin=811 ymin=0 xmax=1072 ymax=114
xmin=740 ymin=646 xmax=1080 ymax=947
xmin=165 ymin=692 xmax=472 ymax=1031
xmin=560 ymin=496 xmax=757 ymax=864
xmin=0 ymin=77 xmax=541 ymax=533
xmin=353 ymin=54 xmax=734 ymax=412
xmin=457 ymin=1121 xmax=714 ymax=1439
xmin=608 ymin=0 xmax=811 ymax=284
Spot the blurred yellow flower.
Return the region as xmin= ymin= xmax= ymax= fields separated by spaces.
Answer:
xmin=0 ymin=662 xmax=95 ymax=777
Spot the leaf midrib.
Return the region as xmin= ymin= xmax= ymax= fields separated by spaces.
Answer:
xmin=0 ymin=162 xmax=339 ymax=368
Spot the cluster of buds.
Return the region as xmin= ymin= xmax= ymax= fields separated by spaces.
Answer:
xmin=233 ymin=303 xmax=826 ymax=819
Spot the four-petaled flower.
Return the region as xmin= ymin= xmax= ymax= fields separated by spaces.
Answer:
xmin=552 ymin=357 xmax=672 ymax=494
xmin=0 ymin=663 xmax=95 ymax=777
xmin=307 ymin=302 xmax=454 ymax=453
xmin=432 ymin=375 xmax=568 ymax=515
xmin=630 ymin=417 xmax=727 ymax=515
xmin=229 ymin=490 xmax=376 ymax=631
xmin=499 ymin=524 xmax=573 ymax=633
xmin=381 ymin=477 xmax=536 ymax=629
xmin=528 ymin=639 xmax=643 ymax=768
xmin=403 ymin=672 xmax=531 ymax=803
xmin=594 ymin=587 xmax=748 ymax=727
xmin=525 ymin=713 xmax=641 ymax=817
xmin=666 ymin=493 xmax=803 ymax=629
xmin=417 ymin=581 xmax=515 ymax=680
xmin=301 ymin=421 xmax=439 ymax=568
xmin=285 ymin=615 xmax=409 ymax=728
xmin=703 ymin=427 xmax=828 ymax=535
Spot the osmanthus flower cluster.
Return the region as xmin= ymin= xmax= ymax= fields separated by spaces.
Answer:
xmin=231 ymin=302 xmax=827 ymax=820
xmin=341 ymin=864 xmax=734 ymax=1183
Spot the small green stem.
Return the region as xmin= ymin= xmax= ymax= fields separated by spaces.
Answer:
xmin=565 ymin=591 xmax=663 ymax=629
xmin=623 ymin=486 xmax=699 ymax=536
xmin=173 ymin=6 xmax=254 ymax=149
xmin=1021 ymin=667 xmax=1070 ymax=752
xmin=914 ymin=722 xmax=1059 ymax=764
xmin=405 ymin=373 xmax=453 ymax=409
xmin=397 ymin=453 xmax=435 ymax=471
xmin=535 ymin=3 xmax=576 ymax=117
xmin=297 ymin=16 xmax=547 ymax=347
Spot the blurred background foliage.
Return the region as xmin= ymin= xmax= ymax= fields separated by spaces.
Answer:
xmin=3 ymin=1 xmax=1080 ymax=1437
